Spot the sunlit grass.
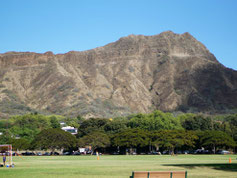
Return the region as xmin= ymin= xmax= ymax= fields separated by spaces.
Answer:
xmin=0 ymin=155 xmax=236 ymax=178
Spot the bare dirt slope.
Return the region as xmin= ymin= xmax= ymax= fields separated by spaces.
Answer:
xmin=0 ymin=31 xmax=237 ymax=117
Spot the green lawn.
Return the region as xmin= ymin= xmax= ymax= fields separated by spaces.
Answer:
xmin=0 ymin=155 xmax=237 ymax=178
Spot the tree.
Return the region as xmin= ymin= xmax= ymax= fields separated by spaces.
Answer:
xmin=0 ymin=120 xmax=8 ymax=131
xmin=104 ymin=117 xmax=128 ymax=134
xmin=181 ymin=115 xmax=212 ymax=131
xmin=128 ymin=110 xmax=182 ymax=131
xmin=225 ymin=114 xmax=237 ymax=141
xmin=63 ymin=117 xmax=80 ymax=128
xmin=78 ymin=131 xmax=110 ymax=154
xmin=50 ymin=116 xmax=60 ymax=128
xmin=151 ymin=130 xmax=198 ymax=154
xmin=10 ymin=138 xmax=30 ymax=151
xmin=9 ymin=114 xmax=51 ymax=141
xmin=78 ymin=118 xmax=108 ymax=136
xmin=33 ymin=128 xmax=77 ymax=152
xmin=112 ymin=129 xmax=149 ymax=150
xmin=199 ymin=130 xmax=236 ymax=153
xmin=0 ymin=133 xmax=11 ymax=145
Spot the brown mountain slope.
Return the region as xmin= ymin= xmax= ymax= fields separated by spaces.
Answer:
xmin=0 ymin=31 xmax=237 ymax=118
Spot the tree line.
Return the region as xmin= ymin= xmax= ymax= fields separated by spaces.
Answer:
xmin=0 ymin=111 xmax=236 ymax=154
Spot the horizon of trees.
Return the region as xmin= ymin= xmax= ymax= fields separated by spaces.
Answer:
xmin=0 ymin=111 xmax=236 ymax=154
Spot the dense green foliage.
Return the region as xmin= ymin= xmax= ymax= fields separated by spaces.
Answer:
xmin=10 ymin=138 xmax=31 ymax=150
xmin=198 ymin=130 xmax=236 ymax=153
xmin=112 ymin=129 xmax=149 ymax=148
xmin=0 ymin=111 xmax=236 ymax=153
xmin=33 ymin=128 xmax=77 ymax=152
xmin=77 ymin=118 xmax=108 ymax=136
xmin=50 ymin=116 xmax=61 ymax=128
xmin=151 ymin=130 xmax=198 ymax=153
xmin=78 ymin=131 xmax=110 ymax=153
xmin=128 ymin=111 xmax=182 ymax=131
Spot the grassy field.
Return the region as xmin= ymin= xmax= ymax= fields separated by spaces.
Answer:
xmin=0 ymin=155 xmax=236 ymax=178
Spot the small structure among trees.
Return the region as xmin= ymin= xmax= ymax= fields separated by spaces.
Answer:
xmin=61 ymin=126 xmax=78 ymax=135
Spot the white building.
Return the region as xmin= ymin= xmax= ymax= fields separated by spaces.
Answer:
xmin=59 ymin=122 xmax=66 ymax=126
xmin=61 ymin=126 xmax=78 ymax=135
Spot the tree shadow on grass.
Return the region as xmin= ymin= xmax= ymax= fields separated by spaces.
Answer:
xmin=164 ymin=163 xmax=237 ymax=172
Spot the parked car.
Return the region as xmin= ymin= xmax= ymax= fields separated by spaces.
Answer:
xmin=175 ymin=151 xmax=182 ymax=154
xmin=63 ymin=152 xmax=72 ymax=155
xmin=183 ymin=150 xmax=189 ymax=154
xmin=22 ymin=152 xmax=35 ymax=156
xmin=86 ymin=150 xmax=92 ymax=154
xmin=188 ymin=150 xmax=195 ymax=154
xmin=162 ymin=150 xmax=170 ymax=155
xmin=36 ymin=152 xmax=42 ymax=156
xmin=73 ymin=151 xmax=81 ymax=155
xmin=50 ymin=152 xmax=59 ymax=155
xmin=216 ymin=150 xmax=230 ymax=154
xmin=194 ymin=149 xmax=210 ymax=154
xmin=92 ymin=152 xmax=102 ymax=155
xmin=112 ymin=152 xmax=119 ymax=155
xmin=43 ymin=152 xmax=51 ymax=156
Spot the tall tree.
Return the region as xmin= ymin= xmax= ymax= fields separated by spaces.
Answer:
xmin=181 ymin=115 xmax=213 ymax=131
xmin=104 ymin=117 xmax=128 ymax=134
xmin=33 ymin=128 xmax=77 ymax=152
xmin=112 ymin=129 xmax=149 ymax=150
xmin=151 ymin=130 xmax=198 ymax=154
xmin=9 ymin=114 xmax=51 ymax=140
xmin=128 ymin=110 xmax=182 ymax=131
xmin=10 ymin=138 xmax=30 ymax=151
xmin=199 ymin=130 xmax=236 ymax=153
xmin=225 ymin=114 xmax=237 ymax=141
xmin=78 ymin=131 xmax=110 ymax=154
xmin=50 ymin=116 xmax=60 ymax=128
xmin=77 ymin=118 xmax=108 ymax=136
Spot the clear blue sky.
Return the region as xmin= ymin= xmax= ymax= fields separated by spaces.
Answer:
xmin=1 ymin=0 xmax=237 ymax=70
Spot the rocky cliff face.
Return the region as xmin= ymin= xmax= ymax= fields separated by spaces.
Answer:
xmin=0 ymin=31 xmax=237 ymax=118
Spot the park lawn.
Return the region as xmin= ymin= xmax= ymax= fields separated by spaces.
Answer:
xmin=0 ymin=155 xmax=236 ymax=178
